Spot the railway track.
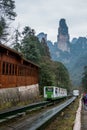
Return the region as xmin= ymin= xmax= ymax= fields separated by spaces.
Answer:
xmin=26 ymin=97 xmax=76 ymax=130
xmin=0 ymin=97 xmax=76 ymax=130
xmin=0 ymin=96 xmax=70 ymax=123
xmin=0 ymin=101 xmax=51 ymax=123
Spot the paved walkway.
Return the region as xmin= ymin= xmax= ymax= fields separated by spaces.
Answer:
xmin=73 ymin=97 xmax=81 ymax=130
xmin=81 ymin=104 xmax=87 ymax=130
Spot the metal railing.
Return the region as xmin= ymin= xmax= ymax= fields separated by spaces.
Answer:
xmin=27 ymin=97 xmax=76 ymax=130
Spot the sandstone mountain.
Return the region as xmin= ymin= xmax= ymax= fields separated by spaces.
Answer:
xmin=37 ymin=19 xmax=87 ymax=86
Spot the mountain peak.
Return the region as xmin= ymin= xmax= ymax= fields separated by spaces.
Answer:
xmin=57 ymin=18 xmax=70 ymax=52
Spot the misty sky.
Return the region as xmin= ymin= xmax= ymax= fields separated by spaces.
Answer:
xmin=13 ymin=0 xmax=87 ymax=42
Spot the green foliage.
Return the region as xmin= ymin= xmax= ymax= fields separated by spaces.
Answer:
xmin=21 ymin=31 xmax=41 ymax=63
xmin=0 ymin=17 xmax=9 ymax=41
xmin=0 ymin=1 xmax=71 ymax=96
xmin=12 ymin=25 xmax=71 ymax=95
xmin=17 ymin=26 xmax=50 ymax=64
xmin=82 ymin=66 xmax=87 ymax=91
xmin=0 ymin=0 xmax=16 ymax=42
xmin=22 ymin=39 xmax=41 ymax=63
xmin=39 ymin=58 xmax=55 ymax=94
xmin=11 ymin=28 xmax=21 ymax=52
xmin=41 ymin=38 xmax=51 ymax=58
xmin=39 ymin=57 xmax=70 ymax=94
xmin=54 ymin=62 xmax=70 ymax=89
xmin=22 ymin=26 xmax=35 ymax=37
xmin=0 ymin=0 xmax=16 ymax=20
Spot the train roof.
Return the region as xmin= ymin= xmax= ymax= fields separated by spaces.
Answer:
xmin=0 ymin=43 xmax=39 ymax=68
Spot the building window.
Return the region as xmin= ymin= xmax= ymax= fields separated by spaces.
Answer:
xmin=2 ymin=62 xmax=5 ymax=74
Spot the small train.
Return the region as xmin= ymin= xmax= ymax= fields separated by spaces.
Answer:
xmin=44 ymin=86 xmax=67 ymax=100
xmin=73 ymin=90 xmax=79 ymax=97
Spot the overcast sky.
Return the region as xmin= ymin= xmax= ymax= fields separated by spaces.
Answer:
xmin=13 ymin=0 xmax=87 ymax=42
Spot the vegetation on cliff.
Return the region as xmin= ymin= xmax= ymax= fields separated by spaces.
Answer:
xmin=12 ymin=26 xmax=71 ymax=94
xmin=0 ymin=3 xmax=71 ymax=95
xmin=82 ymin=66 xmax=87 ymax=91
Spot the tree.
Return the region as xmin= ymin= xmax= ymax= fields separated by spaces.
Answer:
xmin=0 ymin=0 xmax=16 ymax=43
xmin=82 ymin=66 xmax=87 ymax=91
xmin=11 ymin=28 xmax=21 ymax=52
xmin=20 ymin=26 xmax=41 ymax=63
xmin=39 ymin=60 xmax=55 ymax=94
xmin=0 ymin=17 xmax=8 ymax=41
xmin=41 ymin=38 xmax=51 ymax=58
xmin=22 ymin=26 xmax=35 ymax=37
xmin=54 ymin=62 xmax=70 ymax=91
xmin=39 ymin=58 xmax=71 ymax=94
xmin=12 ymin=25 xmax=71 ymax=95
xmin=22 ymin=39 xmax=41 ymax=63
xmin=0 ymin=0 xmax=16 ymax=19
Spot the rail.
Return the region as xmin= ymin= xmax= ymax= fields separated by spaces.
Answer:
xmin=0 ymin=101 xmax=50 ymax=121
xmin=26 ymin=97 xmax=76 ymax=130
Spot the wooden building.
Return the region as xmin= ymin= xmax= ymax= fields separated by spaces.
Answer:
xmin=0 ymin=44 xmax=39 ymax=104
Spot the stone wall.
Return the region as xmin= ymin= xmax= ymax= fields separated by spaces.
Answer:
xmin=0 ymin=84 xmax=39 ymax=105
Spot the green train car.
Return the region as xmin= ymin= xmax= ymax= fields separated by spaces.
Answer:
xmin=44 ymin=86 xmax=67 ymax=100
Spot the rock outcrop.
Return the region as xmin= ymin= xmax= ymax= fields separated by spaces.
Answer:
xmin=57 ymin=18 xmax=70 ymax=52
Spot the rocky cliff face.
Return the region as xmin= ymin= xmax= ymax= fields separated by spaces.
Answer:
xmin=47 ymin=36 xmax=87 ymax=86
xmin=57 ymin=19 xmax=70 ymax=52
xmin=37 ymin=32 xmax=47 ymax=42
xmin=37 ymin=19 xmax=87 ymax=86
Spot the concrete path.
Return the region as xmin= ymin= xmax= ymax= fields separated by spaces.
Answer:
xmin=73 ymin=97 xmax=81 ymax=130
xmin=81 ymin=104 xmax=87 ymax=130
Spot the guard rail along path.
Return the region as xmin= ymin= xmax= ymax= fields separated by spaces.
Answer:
xmin=20 ymin=97 xmax=76 ymax=130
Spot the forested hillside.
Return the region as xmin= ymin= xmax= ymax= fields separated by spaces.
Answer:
xmin=11 ymin=26 xmax=71 ymax=94
xmin=0 ymin=1 xmax=71 ymax=94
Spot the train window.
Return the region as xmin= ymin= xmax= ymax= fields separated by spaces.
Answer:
xmin=46 ymin=88 xmax=53 ymax=92
xmin=55 ymin=88 xmax=57 ymax=94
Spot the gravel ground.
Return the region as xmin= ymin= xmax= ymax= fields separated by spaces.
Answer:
xmin=44 ymin=97 xmax=80 ymax=130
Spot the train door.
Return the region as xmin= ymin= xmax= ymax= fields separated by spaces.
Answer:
xmin=46 ymin=86 xmax=53 ymax=99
